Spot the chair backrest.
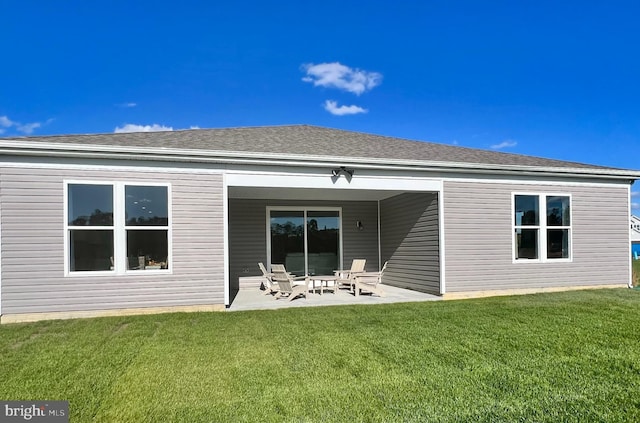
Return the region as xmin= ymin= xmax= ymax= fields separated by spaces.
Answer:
xmin=258 ymin=262 xmax=273 ymax=289
xmin=350 ymin=259 xmax=366 ymax=273
xmin=379 ymin=261 xmax=388 ymax=281
xmin=271 ymin=264 xmax=287 ymax=273
xmin=357 ymin=261 xmax=388 ymax=286
xmin=258 ymin=262 xmax=269 ymax=277
xmin=271 ymin=270 xmax=293 ymax=293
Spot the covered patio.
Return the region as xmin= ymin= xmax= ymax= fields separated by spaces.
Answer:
xmin=225 ymin=170 xmax=444 ymax=308
xmin=228 ymin=283 xmax=442 ymax=311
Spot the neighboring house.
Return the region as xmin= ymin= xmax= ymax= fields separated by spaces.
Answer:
xmin=0 ymin=125 xmax=638 ymax=323
xmin=632 ymin=215 xmax=640 ymax=258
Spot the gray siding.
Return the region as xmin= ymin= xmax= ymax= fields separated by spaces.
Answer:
xmin=443 ymin=181 xmax=630 ymax=292
xmin=380 ymin=193 xmax=440 ymax=294
xmin=228 ymin=199 xmax=379 ymax=289
xmin=1 ymin=166 xmax=225 ymax=315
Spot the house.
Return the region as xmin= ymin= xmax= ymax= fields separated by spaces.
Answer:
xmin=0 ymin=125 xmax=638 ymax=323
xmin=632 ymin=215 xmax=640 ymax=258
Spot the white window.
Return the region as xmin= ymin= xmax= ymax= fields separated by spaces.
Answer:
xmin=513 ymin=193 xmax=571 ymax=262
xmin=65 ymin=182 xmax=171 ymax=275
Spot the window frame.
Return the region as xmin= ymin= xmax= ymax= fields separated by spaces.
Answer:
xmin=64 ymin=180 xmax=172 ymax=276
xmin=512 ymin=192 xmax=572 ymax=263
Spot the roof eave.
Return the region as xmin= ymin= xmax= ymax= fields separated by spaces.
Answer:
xmin=1 ymin=140 xmax=639 ymax=181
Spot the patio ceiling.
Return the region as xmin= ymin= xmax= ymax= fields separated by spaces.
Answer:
xmin=228 ymin=186 xmax=411 ymax=201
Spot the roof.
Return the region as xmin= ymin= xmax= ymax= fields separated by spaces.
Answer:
xmin=1 ymin=125 xmax=639 ymax=179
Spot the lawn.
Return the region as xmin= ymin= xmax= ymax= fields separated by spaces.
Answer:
xmin=1 ymin=289 xmax=639 ymax=422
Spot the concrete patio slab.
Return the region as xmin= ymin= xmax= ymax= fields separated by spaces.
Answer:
xmin=227 ymin=284 xmax=442 ymax=311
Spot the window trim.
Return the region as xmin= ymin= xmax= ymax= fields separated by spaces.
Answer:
xmin=512 ymin=192 xmax=572 ymax=263
xmin=64 ymin=180 xmax=172 ymax=276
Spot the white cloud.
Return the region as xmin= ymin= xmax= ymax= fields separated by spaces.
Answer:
xmin=0 ymin=115 xmax=47 ymax=135
xmin=302 ymin=62 xmax=382 ymax=95
xmin=0 ymin=116 xmax=14 ymax=128
xmin=323 ymin=100 xmax=368 ymax=116
xmin=631 ymin=191 xmax=639 ymax=197
xmin=114 ymin=123 xmax=173 ymax=133
xmin=118 ymin=102 xmax=137 ymax=108
xmin=632 ymin=202 xmax=639 ymax=211
xmin=189 ymin=125 xmax=200 ymax=130
xmin=491 ymin=140 xmax=518 ymax=150
xmin=16 ymin=122 xmax=41 ymax=135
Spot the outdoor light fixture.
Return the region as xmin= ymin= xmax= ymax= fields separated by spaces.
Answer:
xmin=331 ymin=166 xmax=355 ymax=177
xmin=356 ymin=220 xmax=364 ymax=231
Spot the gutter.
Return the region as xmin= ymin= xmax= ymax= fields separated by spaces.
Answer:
xmin=1 ymin=140 xmax=640 ymax=181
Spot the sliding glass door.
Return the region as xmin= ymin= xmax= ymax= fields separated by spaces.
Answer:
xmin=269 ymin=208 xmax=341 ymax=276
xmin=307 ymin=211 xmax=340 ymax=275
xmin=270 ymin=211 xmax=305 ymax=275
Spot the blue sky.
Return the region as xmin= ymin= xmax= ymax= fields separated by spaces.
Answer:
xmin=2 ymin=1 xmax=639 ymax=212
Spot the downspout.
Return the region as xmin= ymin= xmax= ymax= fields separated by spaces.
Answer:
xmin=377 ymin=200 xmax=382 ymax=271
xmin=629 ymin=181 xmax=635 ymax=288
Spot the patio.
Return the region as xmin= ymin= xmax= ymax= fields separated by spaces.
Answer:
xmin=227 ymin=283 xmax=442 ymax=311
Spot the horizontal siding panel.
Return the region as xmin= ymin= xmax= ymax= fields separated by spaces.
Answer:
xmin=1 ymin=221 xmax=64 ymax=229
xmin=380 ymin=192 xmax=440 ymax=295
xmin=443 ymin=180 xmax=630 ymax=292
xmin=3 ymin=284 xmax=216 ymax=299
xmin=3 ymin=237 xmax=62 ymax=245
xmin=1 ymin=166 xmax=225 ymax=314
xmin=2 ymin=297 xmax=224 ymax=314
xmin=1 ymin=251 xmax=64 ymax=261
xmin=2 ymin=203 xmax=61 ymax=211
xmin=3 ymin=230 xmax=65 ymax=238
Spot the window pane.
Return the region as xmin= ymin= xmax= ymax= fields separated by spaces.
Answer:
xmin=547 ymin=229 xmax=570 ymax=259
xmin=270 ymin=211 xmax=304 ymax=275
xmin=515 ymin=195 xmax=539 ymax=226
xmin=515 ymin=228 xmax=538 ymax=259
xmin=127 ymin=230 xmax=169 ymax=270
xmin=547 ymin=196 xmax=570 ymax=226
xmin=125 ymin=186 xmax=168 ymax=226
xmin=307 ymin=211 xmax=340 ymax=275
xmin=68 ymin=184 xmax=113 ymax=226
xmin=70 ymin=230 xmax=114 ymax=271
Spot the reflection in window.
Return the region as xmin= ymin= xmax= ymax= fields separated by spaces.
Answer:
xmin=125 ymin=185 xmax=170 ymax=271
xmin=70 ymin=230 xmax=114 ymax=271
xmin=68 ymin=184 xmax=114 ymax=271
xmin=125 ymin=185 xmax=168 ymax=226
xmin=270 ymin=211 xmax=304 ymax=275
xmin=547 ymin=229 xmax=570 ymax=259
xmin=546 ymin=195 xmax=571 ymax=259
xmin=66 ymin=182 xmax=170 ymax=274
xmin=68 ymin=184 xmax=113 ymax=226
xmin=514 ymin=195 xmax=539 ymax=226
xmin=127 ymin=230 xmax=168 ymax=270
xmin=307 ymin=211 xmax=339 ymax=275
xmin=513 ymin=194 xmax=571 ymax=261
xmin=514 ymin=195 xmax=540 ymax=260
xmin=516 ymin=229 xmax=538 ymax=259
xmin=547 ymin=196 xmax=570 ymax=226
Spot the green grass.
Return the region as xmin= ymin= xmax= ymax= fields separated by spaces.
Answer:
xmin=1 ymin=289 xmax=640 ymax=422
xmin=633 ymin=259 xmax=640 ymax=286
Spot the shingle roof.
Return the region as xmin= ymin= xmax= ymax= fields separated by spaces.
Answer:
xmin=0 ymin=124 xmax=625 ymax=171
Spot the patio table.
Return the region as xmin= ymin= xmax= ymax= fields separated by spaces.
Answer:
xmin=309 ymin=275 xmax=338 ymax=295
